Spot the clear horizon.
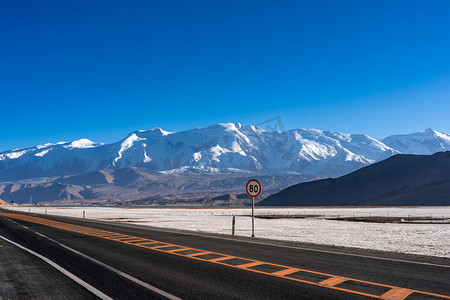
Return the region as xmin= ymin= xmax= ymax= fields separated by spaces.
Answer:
xmin=1 ymin=1 xmax=449 ymax=152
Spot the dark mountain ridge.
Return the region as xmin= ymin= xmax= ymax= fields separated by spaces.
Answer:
xmin=258 ymin=151 xmax=450 ymax=206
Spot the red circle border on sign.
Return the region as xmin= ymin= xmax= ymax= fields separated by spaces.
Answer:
xmin=246 ymin=179 xmax=261 ymax=198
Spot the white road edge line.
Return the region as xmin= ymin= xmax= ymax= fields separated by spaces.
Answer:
xmin=1 ymin=216 xmax=182 ymax=300
xmin=0 ymin=234 xmax=113 ymax=300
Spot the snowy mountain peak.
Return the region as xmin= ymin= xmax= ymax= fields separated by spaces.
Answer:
xmin=66 ymin=139 xmax=102 ymax=149
xmin=209 ymin=122 xmax=241 ymax=132
xmin=36 ymin=142 xmax=56 ymax=149
xmin=135 ymin=128 xmax=174 ymax=137
xmin=150 ymin=127 xmax=173 ymax=136
xmin=382 ymin=128 xmax=450 ymax=155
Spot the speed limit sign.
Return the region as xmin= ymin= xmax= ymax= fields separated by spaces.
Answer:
xmin=246 ymin=179 xmax=261 ymax=238
xmin=246 ymin=179 xmax=261 ymax=198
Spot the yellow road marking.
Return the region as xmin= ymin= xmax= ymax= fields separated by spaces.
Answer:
xmin=151 ymin=245 xmax=179 ymax=249
xmin=185 ymin=251 xmax=211 ymax=257
xmin=237 ymin=261 xmax=265 ymax=269
xmin=381 ymin=288 xmax=414 ymax=300
xmin=141 ymin=244 xmax=169 ymax=249
xmin=123 ymin=239 xmax=149 ymax=243
xmin=102 ymin=235 xmax=125 ymax=239
xmin=113 ymin=236 xmax=138 ymax=241
xmin=2 ymin=212 xmax=449 ymax=300
xmin=96 ymin=233 xmax=120 ymax=236
xmin=135 ymin=241 xmax=159 ymax=246
xmin=166 ymin=248 xmax=189 ymax=253
xmin=209 ymin=256 xmax=235 ymax=262
xmin=272 ymin=267 xmax=301 ymax=276
xmin=320 ymin=276 xmax=347 ymax=286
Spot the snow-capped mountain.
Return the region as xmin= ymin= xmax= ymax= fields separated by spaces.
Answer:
xmin=0 ymin=123 xmax=446 ymax=181
xmin=382 ymin=128 xmax=450 ymax=155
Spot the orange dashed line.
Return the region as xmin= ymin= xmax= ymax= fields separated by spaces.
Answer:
xmin=209 ymin=256 xmax=236 ymax=262
xmin=114 ymin=237 xmax=143 ymax=241
xmin=272 ymin=267 xmax=301 ymax=276
xmin=123 ymin=239 xmax=149 ymax=243
xmin=2 ymin=212 xmax=450 ymax=300
xmin=109 ymin=235 xmax=132 ymax=239
xmin=150 ymin=244 xmax=175 ymax=249
xmin=381 ymin=288 xmax=414 ymax=300
xmin=320 ymin=276 xmax=348 ymax=286
xmin=96 ymin=235 xmax=120 ymax=238
xmin=110 ymin=238 xmax=134 ymax=242
xmin=104 ymin=235 xmax=127 ymax=240
xmin=134 ymin=241 xmax=157 ymax=245
xmin=95 ymin=233 xmax=119 ymax=236
xmin=184 ymin=251 xmax=211 ymax=257
xmin=183 ymin=249 xmax=212 ymax=257
xmin=122 ymin=240 xmax=149 ymax=245
xmin=237 ymin=261 xmax=265 ymax=269
xmin=101 ymin=237 xmax=122 ymax=241
xmin=136 ymin=243 xmax=161 ymax=248
xmin=236 ymin=261 xmax=265 ymax=269
xmin=165 ymin=248 xmax=190 ymax=253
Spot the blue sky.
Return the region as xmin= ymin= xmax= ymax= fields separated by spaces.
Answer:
xmin=1 ymin=0 xmax=449 ymax=152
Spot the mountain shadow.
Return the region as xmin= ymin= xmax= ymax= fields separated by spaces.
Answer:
xmin=259 ymin=151 xmax=450 ymax=206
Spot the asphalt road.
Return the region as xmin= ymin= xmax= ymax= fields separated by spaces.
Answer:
xmin=0 ymin=229 xmax=98 ymax=300
xmin=0 ymin=209 xmax=449 ymax=300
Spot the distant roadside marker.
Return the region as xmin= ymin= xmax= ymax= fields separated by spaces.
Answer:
xmin=246 ymin=179 xmax=261 ymax=237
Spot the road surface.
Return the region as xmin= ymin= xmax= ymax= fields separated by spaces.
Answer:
xmin=0 ymin=209 xmax=449 ymax=299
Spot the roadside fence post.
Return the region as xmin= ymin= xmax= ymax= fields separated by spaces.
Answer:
xmin=232 ymin=216 xmax=236 ymax=236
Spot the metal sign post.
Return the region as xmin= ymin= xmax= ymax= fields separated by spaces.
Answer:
xmin=251 ymin=197 xmax=255 ymax=237
xmin=246 ymin=179 xmax=261 ymax=238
